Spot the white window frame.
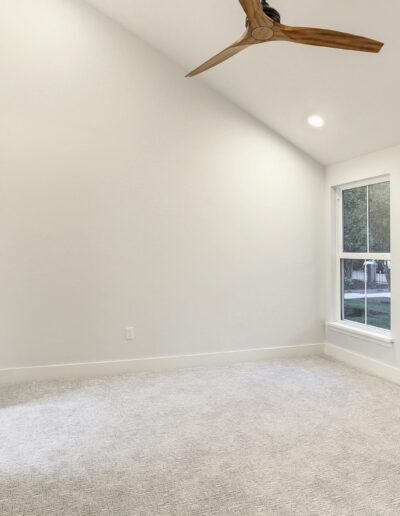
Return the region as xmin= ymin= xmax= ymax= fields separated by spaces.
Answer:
xmin=335 ymin=175 xmax=391 ymax=337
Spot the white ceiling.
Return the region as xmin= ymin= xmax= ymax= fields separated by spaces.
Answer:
xmin=85 ymin=0 xmax=400 ymax=164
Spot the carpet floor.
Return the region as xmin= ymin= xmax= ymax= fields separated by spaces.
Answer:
xmin=1 ymin=356 xmax=400 ymax=515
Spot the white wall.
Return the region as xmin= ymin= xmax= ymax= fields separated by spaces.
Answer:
xmin=326 ymin=145 xmax=400 ymax=365
xmin=0 ymin=0 xmax=324 ymax=369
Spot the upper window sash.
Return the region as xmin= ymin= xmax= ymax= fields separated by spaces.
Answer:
xmin=336 ymin=175 xmax=390 ymax=257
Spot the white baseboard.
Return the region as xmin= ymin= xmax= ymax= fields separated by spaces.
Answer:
xmin=325 ymin=343 xmax=400 ymax=385
xmin=0 ymin=343 xmax=324 ymax=384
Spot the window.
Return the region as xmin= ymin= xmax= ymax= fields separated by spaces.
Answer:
xmin=337 ymin=178 xmax=391 ymax=332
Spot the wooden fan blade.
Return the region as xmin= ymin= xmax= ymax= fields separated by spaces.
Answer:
xmin=186 ymin=33 xmax=254 ymax=77
xmin=238 ymin=0 xmax=263 ymax=20
xmin=239 ymin=0 xmax=273 ymax=28
xmin=274 ymin=25 xmax=384 ymax=53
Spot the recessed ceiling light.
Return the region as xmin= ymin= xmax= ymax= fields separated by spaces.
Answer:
xmin=307 ymin=114 xmax=325 ymax=128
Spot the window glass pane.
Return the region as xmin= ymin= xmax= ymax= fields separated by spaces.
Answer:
xmin=366 ymin=260 xmax=391 ymax=330
xmin=342 ymin=259 xmax=366 ymax=325
xmin=369 ymin=182 xmax=390 ymax=253
xmin=343 ymin=186 xmax=368 ymax=253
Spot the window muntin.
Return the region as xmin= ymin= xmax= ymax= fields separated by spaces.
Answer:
xmin=338 ymin=179 xmax=391 ymax=332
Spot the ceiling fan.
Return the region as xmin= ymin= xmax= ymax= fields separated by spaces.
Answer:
xmin=186 ymin=0 xmax=384 ymax=77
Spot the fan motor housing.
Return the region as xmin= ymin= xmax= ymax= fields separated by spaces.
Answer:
xmin=246 ymin=1 xmax=281 ymax=27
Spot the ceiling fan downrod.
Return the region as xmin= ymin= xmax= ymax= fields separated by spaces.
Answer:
xmin=245 ymin=1 xmax=281 ymax=27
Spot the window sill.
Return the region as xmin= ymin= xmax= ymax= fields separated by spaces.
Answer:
xmin=326 ymin=321 xmax=395 ymax=348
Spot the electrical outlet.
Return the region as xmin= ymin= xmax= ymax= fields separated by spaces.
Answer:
xmin=125 ymin=327 xmax=135 ymax=341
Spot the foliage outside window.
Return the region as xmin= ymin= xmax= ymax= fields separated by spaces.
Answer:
xmin=339 ymin=180 xmax=391 ymax=331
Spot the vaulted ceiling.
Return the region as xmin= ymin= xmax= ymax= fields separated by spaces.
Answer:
xmin=85 ymin=0 xmax=400 ymax=164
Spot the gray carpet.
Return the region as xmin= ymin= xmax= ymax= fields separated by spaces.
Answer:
xmin=1 ymin=356 xmax=400 ymax=515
